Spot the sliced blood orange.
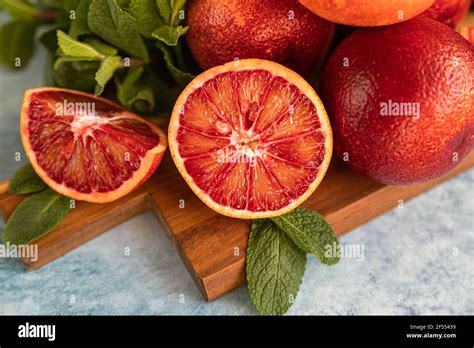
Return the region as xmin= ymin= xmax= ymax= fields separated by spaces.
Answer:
xmin=169 ymin=59 xmax=332 ymax=219
xmin=20 ymin=88 xmax=167 ymax=203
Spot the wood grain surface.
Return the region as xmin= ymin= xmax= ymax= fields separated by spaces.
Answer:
xmin=1 ymin=152 xmax=472 ymax=301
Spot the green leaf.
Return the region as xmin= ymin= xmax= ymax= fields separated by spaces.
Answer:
xmin=247 ymin=219 xmax=306 ymax=315
xmin=88 ymin=0 xmax=149 ymax=61
xmin=57 ymin=30 xmax=104 ymax=59
xmin=116 ymin=0 xmax=130 ymax=8
xmin=141 ymin=68 xmax=176 ymax=113
xmin=83 ymin=38 xmax=118 ymax=56
xmin=95 ymin=55 xmax=123 ymax=95
xmin=117 ymin=66 xmax=155 ymax=113
xmin=39 ymin=28 xmax=60 ymax=53
xmin=3 ymin=0 xmax=39 ymax=22
xmin=271 ymin=208 xmax=340 ymax=265
xmin=69 ymin=0 xmax=92 ymax=38
xmin=152 ymin=24 xmax=187 ymax=46
xmin=156 ymin=42 xmax=194 ymax=87
xmin=0 ymin=20 xmax=37 ymax=68
xmin=53 ymin=56 xmax=97 ymax=70
xmin=54 ymin=8 xmax=73 ymax=28
xmin=64 ymin=0 xmax=82 ymax=11
xmin=52 ymin=60 xmax=99 ymax=92
xmin=129 ymin=0 xmax=163 ymax=38
xmin=9 ymin=164 xmax=47 ymax=195
xmin=156 ymin=0 xmax=185 ymax=25
xmin=3 ymin=189 xmax=71 ymax=245
xmin=155 ymin=0 xmax=171 ymax=23
xmin=41 ymin=0 xmax=75 ymax=10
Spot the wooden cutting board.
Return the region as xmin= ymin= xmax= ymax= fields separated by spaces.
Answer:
xmin=1 ymin=153 xmax=472 ymax=301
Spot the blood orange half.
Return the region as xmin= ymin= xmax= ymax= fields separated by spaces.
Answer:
xmin=21 ymin=88 xmax=167 ymax=203
xmin=169 ymin=59 xmax=332 ymax=219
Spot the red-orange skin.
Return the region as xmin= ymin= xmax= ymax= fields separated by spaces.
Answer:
xmin=299 ymin=0 xmax=435 ymax=26
xmin=422 ymin=0 xmax=472 ymax=27
xmin=458 ymin=26 xmax=474 ymax=43
xmin=186 ymin=0 xmax=335 ymax=76
xmin=321 ymin=17 xmax=474 ymax=185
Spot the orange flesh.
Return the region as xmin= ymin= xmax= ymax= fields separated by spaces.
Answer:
xmin=26 ymin=90 xmax=162 ymax=193
xmin=176 ymin=70 xmax=326 ymax=213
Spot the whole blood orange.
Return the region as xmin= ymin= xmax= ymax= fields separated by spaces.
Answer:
xmin=299 ymin=0 xmax=435 ymax=26
xmin=21 ymin=88 xmax=167 ymax=203
xmin=422 ymin=0 xmax=471 ymax=28
xmin=186 ymin=0 xmax=334 ymax=76
xmin=320 ymin=17 xmax=473 ymax=185
xmin=169 ymin=59 xmax=332 ymax=219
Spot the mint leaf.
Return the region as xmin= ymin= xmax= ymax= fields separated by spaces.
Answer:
xmin=88 ymin=0 xmax=149 ymax=61
xmin=141 ymin=68 xmax=176 ymax=112
xmin=41 ymin=0 xmax=75 ymax=10
xmin=156 ymin=42 xmax=194 ymax=87
xmin=84 ymin=38 xmax=118 ymax=56
xmin=129 ymin=0 xmax=163 ymax=38
xmin=40 ymin=28 xmax=60 ymax=53
xmin=3 ymin=189 xmax=71 ymax=245
xmin=271 ymin=208 xmax=340 ymax=265
xmin=53 ymin=56 xmax=98 ymax=70
xmin=155 ymin=0 xmax=171 ymax=23
xmin=9 ymin=164 xmax=47 ymax=195
xmin=247 ymin=219 xmax=306 ymax=315
xmin=69 ymin=0 xmax=92 ymax=38
xmin=57 ymin=30 xmax=104 ymax=59
xmin=95 ymin=55 xmax=123 ymax=95
xmin=52 ymin=60 xmax=99 ymax=91
xmin=63 ymin=0 xmax=82 ymax=11
xmin=3 ymin=0 xmax=39 ymax=22
xmin=152 ymin=24 xmax=187 ymax=46
xmin=156 ymin=0 xmax=185 ymax=25
xmin=0 ymin=20 xmax=37 ymax=68
xmin=54 ymin=9 xmax=73 ymax=28
xmin=117 ymin=66 xmax=155 ymax=113
xmin=116 ymin=0 xmax=131 ymax=8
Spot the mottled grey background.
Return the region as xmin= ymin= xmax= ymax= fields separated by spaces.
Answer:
xmin=0 ymin=13 xmax=473 ymax=315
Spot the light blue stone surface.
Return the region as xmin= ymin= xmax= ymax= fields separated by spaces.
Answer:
xmin=0 ymin=13 xmax=472 ymax=315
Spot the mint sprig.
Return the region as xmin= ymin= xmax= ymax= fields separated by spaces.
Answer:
xmin=1 ymin=0 xmax=196 ymax=115
xmin=68 ymin=0 xmax=92 ymax=38
xmin=152 ymin=24 xmax=188 ymax=46
xmin=4 ymin=164 xmax=72 ymax=245
xmin=9 ymin=164 xmax=47 ymax=194
xmin=117 ymin=66 xmax=156 ymax=114
xmin=247 ymin=208 xmax=340 ymax=315
xmin=56 ymin=30 xmax=125 ymax=95
xmin=94 ymin=55 xmax=124 ymax=94
xmin=271 ymin=208 xmax=340 ymax=265
xmin=88 ymin=0 xmax=149 ymax=62
xmin=247 ymin=219 xmax=306 ymax=316
xmin=3 ymin=189 xmax=71 ymax=245
xmin=129 ymin=0 xmax=164 ymax=38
